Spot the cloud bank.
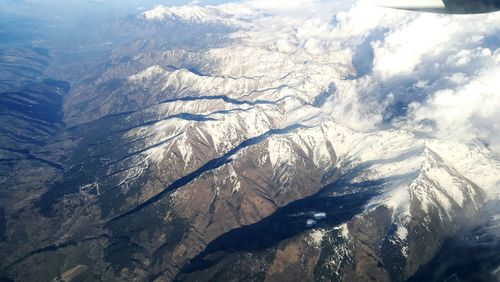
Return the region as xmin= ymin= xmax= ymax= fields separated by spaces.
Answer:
xmin=257 ymin=0 xmax=500 ymax=154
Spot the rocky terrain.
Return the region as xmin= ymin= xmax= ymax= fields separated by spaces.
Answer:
xmin=0 ymin=2 xmax=499 ymax=282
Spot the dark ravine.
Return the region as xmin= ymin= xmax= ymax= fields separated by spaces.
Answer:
xmin=172 ymin=172 xmax=391 ymax=280
xmin=0 ymin=77 xmax=70 ymax=179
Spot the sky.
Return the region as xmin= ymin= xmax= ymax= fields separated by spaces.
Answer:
xmin=0 ymin=0 xmax=232 ymax=18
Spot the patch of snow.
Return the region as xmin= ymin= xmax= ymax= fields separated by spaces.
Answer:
xmin=306 ymin=219 xmax=317 ymax=226
xmin=313 ymin=212 xmax=327 ymax=219
xmin=395 ymin=225 xmax=408 ymax=241
xmin=128 ymin=65 xmax=167 ymax=82
xmin=333 ymin=224 xmax=350 ymax=239
xmin=309 ymin=229 xmax=326 ymax=246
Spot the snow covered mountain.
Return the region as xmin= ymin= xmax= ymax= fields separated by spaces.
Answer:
xmin=0 ymin=1 xmax=499 ymax=281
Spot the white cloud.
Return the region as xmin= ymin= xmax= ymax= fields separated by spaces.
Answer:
xmin=315 ymin=1 xmax=500 ymax=153
xmin=409 ymin=49 xmax=500 ymax=152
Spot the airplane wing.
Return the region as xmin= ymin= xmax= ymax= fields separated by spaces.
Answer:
xmin=376 ymin=0 xmax=500 ymax=14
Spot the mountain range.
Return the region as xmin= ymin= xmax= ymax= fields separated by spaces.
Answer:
xmin=0 ymin=2 xmax=499 ymax=281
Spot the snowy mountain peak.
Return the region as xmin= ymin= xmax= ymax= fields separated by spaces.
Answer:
xmin=128 ymin=65 xmax=167 ymax=82
xmin=141 ymin=5 xmax=230 ymax=25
